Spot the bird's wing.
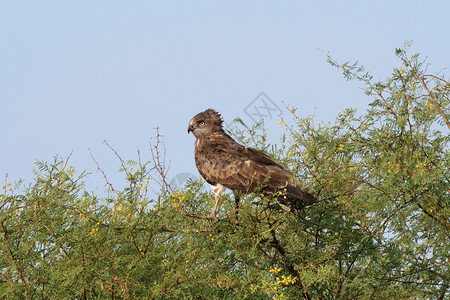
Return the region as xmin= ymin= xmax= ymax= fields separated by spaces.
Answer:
xmin=195 ymin=134 xmax=291 ymax=194
xmin=243 ymin=146 xmax=287 ymax=170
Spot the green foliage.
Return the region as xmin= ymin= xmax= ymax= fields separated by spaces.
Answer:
xmin=1 ymin=46 xmax=449 ymax=299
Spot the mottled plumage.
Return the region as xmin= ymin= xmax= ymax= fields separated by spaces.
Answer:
xmin=187 ymin=109 xmax=314 ymax=218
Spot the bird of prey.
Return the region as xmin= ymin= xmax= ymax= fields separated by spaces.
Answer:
xmin=187 ymin=109 xmax=315 ymax=219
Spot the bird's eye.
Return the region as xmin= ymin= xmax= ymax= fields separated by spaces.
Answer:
xmin=199 ymin=121 xmax=205 ymax=126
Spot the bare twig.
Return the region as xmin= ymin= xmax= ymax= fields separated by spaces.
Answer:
xmin=149 ymin=127 xmax=173 ymax=193
xmin=89 ymin=148 xmax=119 ymax=197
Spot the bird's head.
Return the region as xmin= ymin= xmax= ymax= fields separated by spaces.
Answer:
xmin=187 ymin=109 xmax=224 ymax=138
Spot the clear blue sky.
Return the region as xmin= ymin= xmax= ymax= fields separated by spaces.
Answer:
xmin=1 ymin=1 xmax=449 ymax=194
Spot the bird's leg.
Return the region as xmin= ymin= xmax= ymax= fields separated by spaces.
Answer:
xmin=233 ymin=193 xmax=240 ymax=225
xmin=207 ymin=193 xmax=221 ymax=219
xmin=208 ymin=184 xmax=226 ymax=220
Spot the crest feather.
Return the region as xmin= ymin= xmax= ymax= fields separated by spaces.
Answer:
xmin=196 ymin=109 xmax=223 ymax=128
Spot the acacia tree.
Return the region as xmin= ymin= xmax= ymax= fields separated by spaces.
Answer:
xmin=1 ymin=45 xmax=448 ymax=299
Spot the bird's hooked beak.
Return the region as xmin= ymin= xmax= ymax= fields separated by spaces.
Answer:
xmin=187 ymin=124 xmax=194 ymax=134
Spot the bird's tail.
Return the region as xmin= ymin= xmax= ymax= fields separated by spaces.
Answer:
xmin=277 ymin=184 xmax=315 ymax=211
